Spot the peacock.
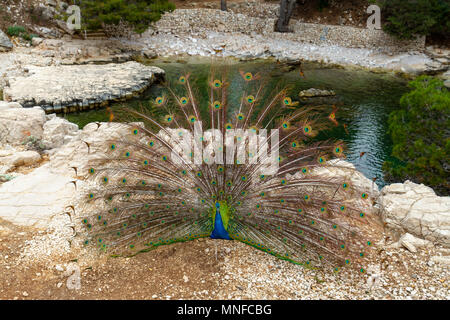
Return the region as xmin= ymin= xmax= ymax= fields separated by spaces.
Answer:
xmin=76 ymin=64 xmax=380 ymax=274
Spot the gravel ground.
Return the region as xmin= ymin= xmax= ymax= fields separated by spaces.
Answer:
xmin=0 ymin=218 xmax=448 ymax=300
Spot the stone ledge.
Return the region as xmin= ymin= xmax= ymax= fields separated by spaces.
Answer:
xmin=3 ymin=61 xmax=165 ymax=113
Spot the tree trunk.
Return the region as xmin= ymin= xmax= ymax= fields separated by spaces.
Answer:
xmin=221 ymin=0 xmax=227 ymax=11
xmin=275 ymin=0 xmax=297 ymax=32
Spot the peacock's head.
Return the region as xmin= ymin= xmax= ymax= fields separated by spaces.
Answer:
xmin=215 ymin=202 xmax=220 ymax=209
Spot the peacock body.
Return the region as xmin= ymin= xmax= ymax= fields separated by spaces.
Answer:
xmin=77 ymin=65 xmax=379 ymax=273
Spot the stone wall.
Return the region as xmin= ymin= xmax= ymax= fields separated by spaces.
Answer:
xmin=153 ymin=9 xmax=425 ymax=52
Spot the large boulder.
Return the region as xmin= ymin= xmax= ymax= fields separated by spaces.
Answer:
xmin=0 ymin=104 xmax=47 ymax=146
xmin=0 ymin=164 xmax=74 ymax=228
xmin=0 ymin=29 xmax=13 ymax=52
xmin=0 ymin=150 xmax=41 ymax=168
xmin=0 ymin=121 xmax=132 ymax=229
xmin=379 ymin=181 xmax=450 ymax=247
xmin=48 ymin=121 xmax=134 ymax=175
xmin=42 ymin=115 xmax=79 ymax=149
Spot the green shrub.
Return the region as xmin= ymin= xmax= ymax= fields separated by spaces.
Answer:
xmin=6 ymin=25 xmax=26 ymax=37
xmin=80 ymin=0 xmax=175 ymax=34
xmin=6 ymin=25 xmax=36 ymax=42
xmin=383 ymin=76 xmax=450 ymax=195
xmin=374 ymin=0 xmax=450 ymax=40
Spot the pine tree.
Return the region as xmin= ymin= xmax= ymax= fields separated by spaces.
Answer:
xmin=383 ymin=76 xmax=450 ymax=195
xmin=79 ymin=0 xmax=175 ymax=34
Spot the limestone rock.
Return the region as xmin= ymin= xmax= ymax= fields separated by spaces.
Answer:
xmin=3 ymin=62 xmax=165 ymax=113
xmin=399 ymin=233 xmax=433 ymax=253
xmin=0 ymin=106 xmax=47 ymax=146
xmin=299 ymin=88 xmax=336 ymax=97
xmin=430 ymin=256 xmax=450 ymax=265
xmin=0 ymin=164 xmax=73 ymax=228
xmin=48 ymin=121 xmax=133 ymax=176
xmin=0 ymin=101 xmax=22 ymax=110
xmin=0 ymin=151 xmax=41 ymax=167
xmin=0 ymin=122 xmax=144 ymax=228
xmin=444 ymin=80 xmax=450 ymax=89
xmin=31 ymin=37 xmax=44 ymax=46
xmin=379 ymin=181 xmax=450 ymax=247
xmin=312 ymin=159 xmax=379 ymax=196
xmin=0 ymin=29 xmax=13 ymax=52
xmin=42 ymin=116 xmax=79 ymax=149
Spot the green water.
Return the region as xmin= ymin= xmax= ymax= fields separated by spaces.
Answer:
xmin=64 ymin=57 xmax=409 ymax=188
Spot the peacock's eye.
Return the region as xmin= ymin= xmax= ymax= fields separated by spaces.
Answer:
xmin=155 ymin=96 xmax=164 ymax=105
xmin=180 ymin=97 xmax=189 ymax=105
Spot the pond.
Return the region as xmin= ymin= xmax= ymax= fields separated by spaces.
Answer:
xmin=64 ymin=57 xmax=409 ymax=189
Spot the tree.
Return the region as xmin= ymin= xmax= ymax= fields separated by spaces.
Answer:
xmin=383 ymin=76 xmax=450 ymax=196
xmin=374 ymin=0 xmax=450 ymax=40
xmin=79 ymin=0 xmax=175 ymax=34
xmin=221 ymin=0 xmax=227 ymax=11
xmin=275 ymin=0 xmax=297 ymax=32
xmin=274 ymin=0 xmax=309 ymax=33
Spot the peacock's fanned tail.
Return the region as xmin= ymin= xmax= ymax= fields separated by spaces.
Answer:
xmin=77 ymin=66 xmax=380 ymax=273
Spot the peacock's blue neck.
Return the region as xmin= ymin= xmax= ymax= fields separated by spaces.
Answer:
xmin=210 ymin=206 xmax=231 ymax=240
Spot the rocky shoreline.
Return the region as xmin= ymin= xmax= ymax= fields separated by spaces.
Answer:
xmin=127 ymin=8 xmax=449 ymax=77
xmin=1 ymin=7 xmax=449 ymax=111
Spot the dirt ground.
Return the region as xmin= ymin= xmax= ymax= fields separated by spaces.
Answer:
xmin=0 ymin=223 xmax=448 ymax=300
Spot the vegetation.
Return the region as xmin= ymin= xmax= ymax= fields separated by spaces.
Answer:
xmin=374 ymin=0 xmax=450 ymax=40
xmin=6 ymin=25 xmax=37 ymax=42
xmin=383 ymin=76 xmax=450 ymax=196
xmin=79 ymin=0 xmax=175 ymax=34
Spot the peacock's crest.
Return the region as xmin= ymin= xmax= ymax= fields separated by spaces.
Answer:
xmin=76 ymin=64 xmax=380 ymax=273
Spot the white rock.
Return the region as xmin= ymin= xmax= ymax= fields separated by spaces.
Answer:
xmin=399 ymin=233 xmax=433 ymax=253
xmin=0 ymin=106 xmax=46 ymax=146
xmin=1 ymin=151 xmax=41 ymax=167
xmin=0 ymin=164 xmax=74 ymax=228
xmin=299 ymin=88 xmax=336 ymax=97
xmin=444 ymin=80 xmax=450 ymax=89
xmin=3 ymin=62 xmax=165 ymax=112
xmin=430 ymin=256 xmax=450 ymax=265
xmin=0 ymin=101 xmax=22 ymax=110
xmin=379 ymin=181 xmax=450 ymax=247
xmin=0 ymin=29 xmax=13 ymax=52
xmin=42 ymin=117 xmax=79 ymax=149
xmin=31 ymin=37 xmax=44 ymax=46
